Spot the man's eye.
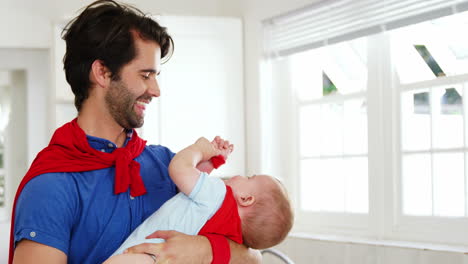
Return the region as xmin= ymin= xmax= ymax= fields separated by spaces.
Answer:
xmin=142 ymin=73 xmax=151 ymax=80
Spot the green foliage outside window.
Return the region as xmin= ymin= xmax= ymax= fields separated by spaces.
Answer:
xmin=414 ymin=45 xmax=446 ymax=77
xmin=323 ymin=72 xmax=338 ymax=96
xmin=414 ymin=92 xmax=430 ymax=114
xmin=441 ymin=88 xmax=463 ymax=115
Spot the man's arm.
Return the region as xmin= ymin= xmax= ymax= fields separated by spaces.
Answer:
xmin=228 ymin=240 xmax=262 ymax=264
xmin=125 ymin=231 xmax=261 ymax=264
xmin=13 ymin=240 xmax=67 ymax=264
xmin=103 ymin=253 xmax=155 ymax=264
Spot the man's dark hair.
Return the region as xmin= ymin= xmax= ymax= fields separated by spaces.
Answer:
xmin=62 ymin=0 xmax=174 ymax=111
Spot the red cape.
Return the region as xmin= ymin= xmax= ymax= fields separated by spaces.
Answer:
xmin=8 ymin=119 xmax=146 ymax=263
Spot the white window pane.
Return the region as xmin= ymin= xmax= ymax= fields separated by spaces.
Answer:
xmin=344 ymin=157 xmax=368 ymax=213
xmin=299 ymin=105 xmax=321 ymax=157
xmin=414 ymin=12 xmax=468 ymax=77
xmin=433 ymin=153 xmax=464 ymax=217
xmin=427 ymin=13 xmax=468 ymax=76
xmin=402 ymin=154 xmax=432 ymax=216
xmin=391 ymin=26 xmax=436 ymax=84
xmin=290 ymin=37 xmax=367 ymax=101
xmin=320 ymin=103 xmax=343 ymax=156
xmin=322 ymin=39 xmax=367 ymax=94
xmin=343 ymin=99 xmax=368 ymax=155
xmin=432 ymin=86 xmax=464 ymax=149
xmin=401 ymin=90 xmax=431 ymax=151
xmin=392 ymin=12 xmax=468 ymax=84
xmin=290 ymin=49 xmax=323 ymax=101
xmin=300 ymin=159 xmax=322 ymax=211
xmin=321 ymin=158 xmax=345 ymax=212
xmin=300 ymin=158 xmax=345 ymax=212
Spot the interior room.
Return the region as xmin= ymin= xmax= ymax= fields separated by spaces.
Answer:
xmin=2 ymin=0 xmax=468 ymax=263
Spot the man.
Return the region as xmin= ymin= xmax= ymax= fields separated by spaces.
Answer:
xmin=10 ymin=0 xmax=260 ymax=263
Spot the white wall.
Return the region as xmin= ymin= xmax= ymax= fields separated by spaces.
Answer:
xmin=0 ymin=50 xmax=50 ymax=174
xmin=0 ymin=71 xmax=27 ymax=264
xmin=0 ymin=0 xmax=242 ymax=49
xmin=0 ymin=0 xmax=244 ymax=174
xmin=5 ymin=71 xmax=27 ymax=213
xmin=0 ymin=49 xmax=49 ymax=264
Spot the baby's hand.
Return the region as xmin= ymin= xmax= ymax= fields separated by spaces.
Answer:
xmin=194 ymin=137 xmax=218 ymax=160
xmin=211 ymin=136 xmax=234 ymax=160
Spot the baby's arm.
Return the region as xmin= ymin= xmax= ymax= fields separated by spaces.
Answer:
xmin=169 ymin=137 xmax=231 ymax=196
xmin=196 ymin=136 xmax=234 ymax=174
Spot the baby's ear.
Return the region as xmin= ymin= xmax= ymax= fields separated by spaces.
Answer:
xmin=238 ymin=195 xmax=255 ymax=207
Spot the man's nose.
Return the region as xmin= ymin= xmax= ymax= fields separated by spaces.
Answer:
xmin=148 ymin=78 xmax=160 ymax=97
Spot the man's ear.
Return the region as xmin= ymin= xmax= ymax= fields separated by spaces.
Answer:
xmin=237 ymin=195 xmax=255 ymax=207
xmin=90 ymin=60 xmax=112 ymax=88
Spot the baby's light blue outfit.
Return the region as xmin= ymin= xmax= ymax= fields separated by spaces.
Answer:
xmin=112 ymin=172 xmax=226 ymax=255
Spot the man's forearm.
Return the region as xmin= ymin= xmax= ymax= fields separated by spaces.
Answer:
xmin=103 ymin=253 xmax=154 ymax=264
xmin=228 ymin=240 xmax=261 ymax=264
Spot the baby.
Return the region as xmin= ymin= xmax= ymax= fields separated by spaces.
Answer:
xmin=105 ymin=136 xmax=293 ymax=263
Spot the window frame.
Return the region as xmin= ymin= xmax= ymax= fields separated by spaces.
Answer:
xmin=267 ymin=30 xmax=468 ymax=245
xmin=391 ymin=69 xmax=468 ymax=245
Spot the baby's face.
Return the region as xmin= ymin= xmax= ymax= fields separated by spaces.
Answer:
xmin=224 ymin=174 xmax=275 ymax=196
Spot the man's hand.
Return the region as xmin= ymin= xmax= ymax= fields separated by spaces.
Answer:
xmin=125 ymin=230 xmax=212 ymax=264
xmin=229 ymin=240 xmax=262 ymax=264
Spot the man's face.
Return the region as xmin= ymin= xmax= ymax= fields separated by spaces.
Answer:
xmin=105 ymin=36 xmax=162 ymax=129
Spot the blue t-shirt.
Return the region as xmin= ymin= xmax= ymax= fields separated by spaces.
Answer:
xmin=112 ymin=172 xmax=226 ymax=255
xmin=14 ymin=134 xmax=177 ymax=264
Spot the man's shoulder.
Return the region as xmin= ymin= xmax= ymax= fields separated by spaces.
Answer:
xmin=144 ymin=144 xmax=173 ymax=153
xmin=28 ymin=172 xmax=73 ymax=185
xmin=141 ymin=144 xmax=175 ymax=161
xmin=20 ymin=172 xmax=79 ymax=201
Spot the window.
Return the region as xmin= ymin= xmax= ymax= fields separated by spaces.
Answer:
xmin=263 ymin=6 xmax=468 ymax=244
xmin=392 ymin=15 xmax=468 ymax=219
xmin=291 ymin=38 xmax=368 ymax=214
